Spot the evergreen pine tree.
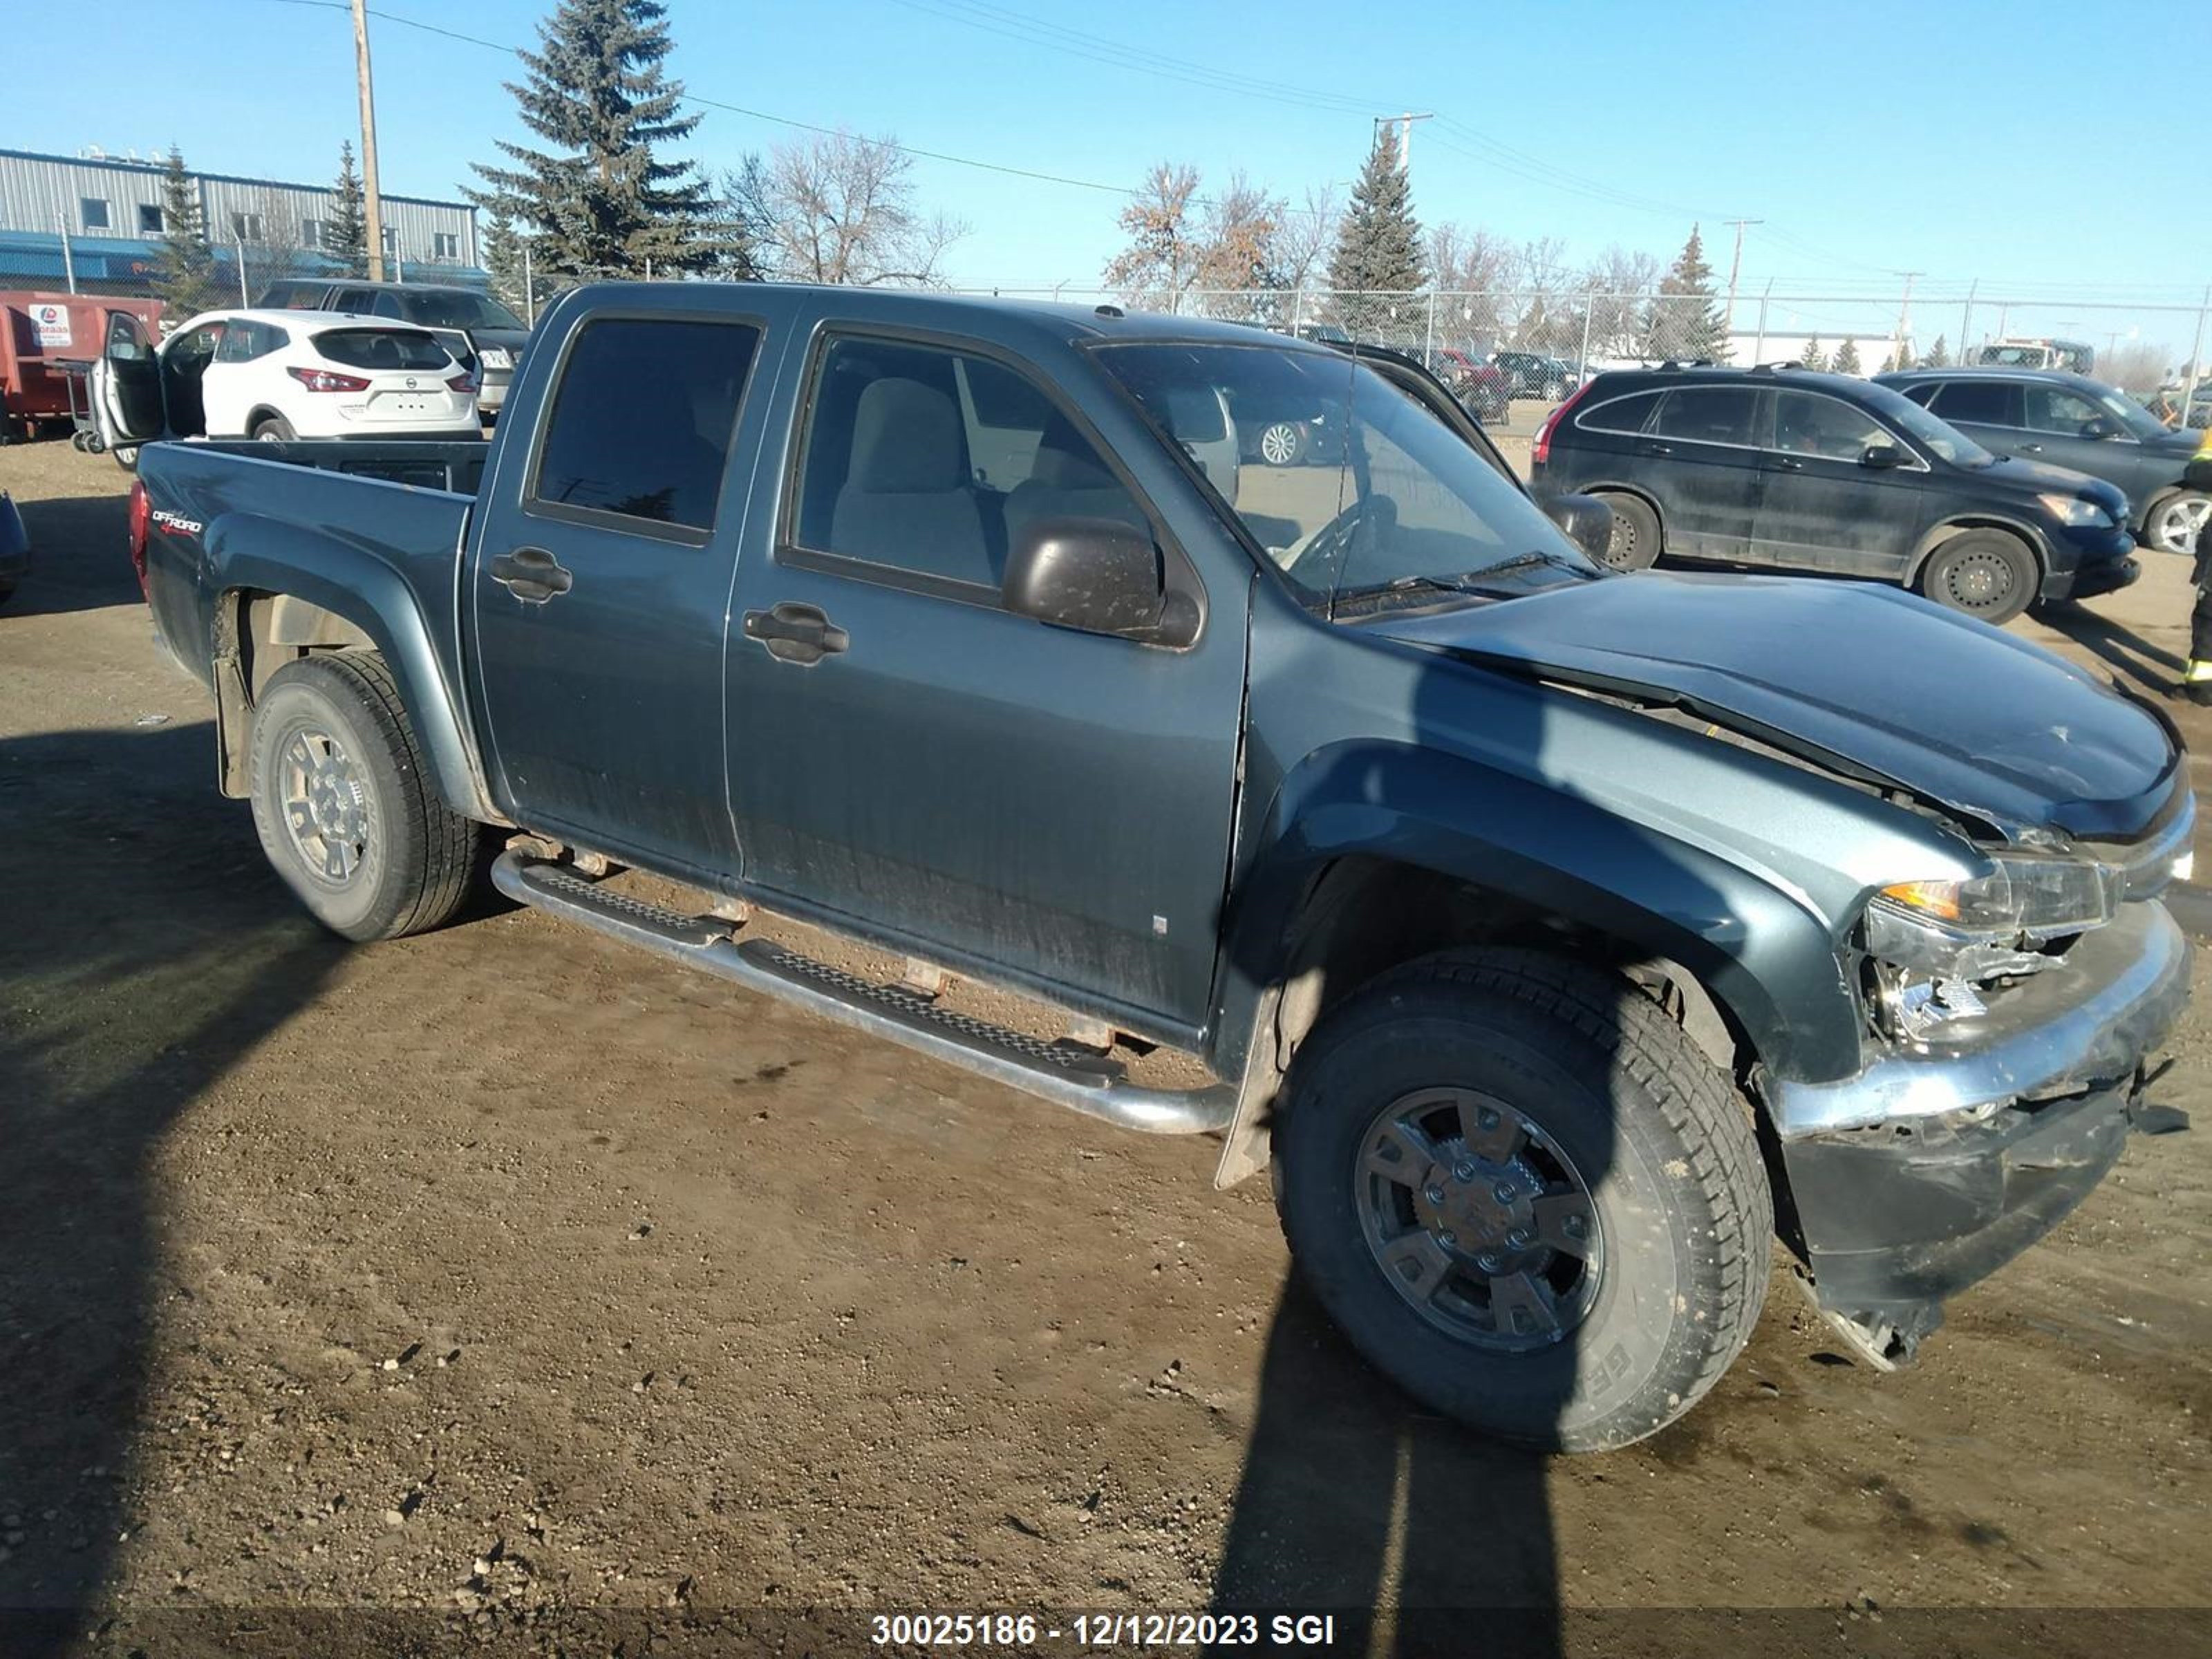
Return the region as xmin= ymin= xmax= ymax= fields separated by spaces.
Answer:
xmin=1326 ymin=128 xmax=1425 ymax=337
xmin=1646 ymin=226 xmax=1729 ymax=362
xmin=327 ymin=142 xmax=368 ymax=276
xmin=482 ymin=209 xmax=534 ymax=319
xmin=1833 ymin=337 xmax=1862 ymax=375
xmin=1799 ymin=335 xmax=1826 ymax=372
xmin=469 ymin=0 xmax=713 ymax=278
xmin=1922 ymin=333 xmax=1951 ymax=368
xmin=153 ymin=147 xmax=219 ymax=317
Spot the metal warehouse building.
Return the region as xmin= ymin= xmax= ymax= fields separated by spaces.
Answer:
xmin=0 ymin=147 xmax=485 ymax=297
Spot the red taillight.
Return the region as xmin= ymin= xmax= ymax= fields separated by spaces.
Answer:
xmin=127 ymin=479 xmax=151 ymax=597
xmin=1532 ymin=379 xmax=1595 ymax=468
xmin=447 ymin=373 xmax=477 ymax=395
xmin=288 ymin=365 xmax=371 ymax=393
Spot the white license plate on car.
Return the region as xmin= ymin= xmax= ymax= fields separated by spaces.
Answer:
xmin=375 ymin=395 xmax=432 ymax=416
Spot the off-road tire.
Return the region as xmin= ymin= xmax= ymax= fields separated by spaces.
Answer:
xmin=1917 ymin=529 xmax=2038 ymax=624
xmin=248 ymin=652 xmax=480 ymax=941
xmin=1592 ymin=491 xmax=1661 ymax=571
xmin=1272 ymin=949 xmax=1772 ymax=1452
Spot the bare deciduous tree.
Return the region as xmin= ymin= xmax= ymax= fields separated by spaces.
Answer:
xmin=1103 ymin=162 xmax=1206 ymax=310
xmin=1269 ymin=183 xmax=1342 ymax=296
xmin=2100 ymin=340 xmax=2172 ymax=396
xmin=1103 ymin=162 xmax=1287 ymax=317
xmin=1580 ymin=245 xmax=1662 ymax=360
xmin=753 ymin=130 xmax=968 ymax=287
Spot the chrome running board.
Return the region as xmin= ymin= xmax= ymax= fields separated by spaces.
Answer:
xmin=491 ymin=853 xmax=1235 ymax=1136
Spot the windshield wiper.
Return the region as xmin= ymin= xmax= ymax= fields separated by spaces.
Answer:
xmin=1460 ymin=548 xmax=1597 ymax=584
xmin=1332 ymin=552 xmax=1591 ymax=611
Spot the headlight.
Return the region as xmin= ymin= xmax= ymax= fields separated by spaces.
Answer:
xmin=1877 ymin=852 xmax=2115 ymax=942
xmin=2035 ymin=491 xmax=2114 ymax=528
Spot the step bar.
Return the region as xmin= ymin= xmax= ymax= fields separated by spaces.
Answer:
xmin=491 ymin=853 xmax=1235 ymax=1136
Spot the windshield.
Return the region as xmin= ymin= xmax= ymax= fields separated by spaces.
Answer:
xmin=1859 ymin=381 xmax=1997 ymax=467
xmin=1096 ymin=341 xmax=1594 ymax=613
xmin=398 ymin=290 xmax=525 ymax=331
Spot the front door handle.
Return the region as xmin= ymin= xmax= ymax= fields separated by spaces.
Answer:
xmin=489 ymin=545 xmax=573 ymax=603
xmin=1771 ymin=456 xmax=1805 ymax=471
xmin=1639 ymin=440 xmax=1675 ymax=457
xmin=2018 ymin=442 xmax=2044 ymax=453
xmin=743 ymin=601 xmax=849 ymax=666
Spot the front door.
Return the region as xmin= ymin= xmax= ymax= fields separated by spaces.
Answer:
xmin=1754 ymin=389 xmax=1929 ymax=577
xmin=725 ymin=326 xmax=1248 ymax=1035
xmin=467 ymin=307 xmax=774 ymax=885
xmin=94 ymin=311 xmax=167 ymax=448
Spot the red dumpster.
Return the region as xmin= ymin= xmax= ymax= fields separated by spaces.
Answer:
xmin=1 ymin=292 xmax=165 ymax=439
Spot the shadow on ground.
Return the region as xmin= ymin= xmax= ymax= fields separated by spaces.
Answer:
xmin=0 ymin=719 xmax=345 ymax=1652
xmin=2041 ymin=600 xmax=2185 ymax=700
xmin=6 ymin=495 xmax=138 ymax=619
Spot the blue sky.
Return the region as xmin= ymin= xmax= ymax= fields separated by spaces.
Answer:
xmin=14 ymin=0 xmax=2211 ymax=348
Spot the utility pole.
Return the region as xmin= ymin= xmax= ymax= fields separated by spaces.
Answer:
xmin=1375 ymin=113 xmax=1434 ymax=182
xmin=1721 ymin=218 xmax=1761 ymax=332
xmin=352 ymin=0 xmax=386 ymax=282
xmin=1893 ymin=270 xmax=1922 ymax=367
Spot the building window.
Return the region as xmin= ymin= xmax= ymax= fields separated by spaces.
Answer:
xmin=80 ymin=197 xmax=111 ymax=231
xmin=138 ymin=203 xmax=165 ymax=234
xmin=229 ymin=211 xmax=264 ymax=243
xmin=432 ymin=232 xmax=459 ymax=261
xmin=381 ymin=226 xmax=397 ymax=254
xmin=301 ymin=218 xmax=326 ymax=250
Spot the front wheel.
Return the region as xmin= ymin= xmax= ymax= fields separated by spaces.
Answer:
xmin=1258 ymin=421 xmax=1306 ymax=467
xmin=1273 ymin=950 xmax=1772 ymax=1451
xmin=1918 ymin=529 xmax=2038 ymax=624
xmin=248 ymin=652 xmax=482 ymax=941
xmin=2144 ymin=491 xmax=2212 ymax=557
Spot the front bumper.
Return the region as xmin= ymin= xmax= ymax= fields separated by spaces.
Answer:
xmin=1770 ymin=900 xmax=2191 ymax=1350
xmin=1771 ymin=900 xmax=2191 ymax=1137
xmin=2040 ymin=524 xmax=2139 ymax=600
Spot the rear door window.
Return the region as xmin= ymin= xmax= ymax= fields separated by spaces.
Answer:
xmin=1652 ymin=386 xmax=1758 ymax=447
xmin=314 ymin=328 xmax=452 ymax=372
xmin=1574 ymin=389 xmax=1661 ymax=435
xmin=529 ymin=317 xmax=762 ymax=536
xmin=1929 ymin=381 xmax=2024 ymax=427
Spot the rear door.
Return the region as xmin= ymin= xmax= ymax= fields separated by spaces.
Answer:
xmin=467 ymin=307 xmax=774 ymax=883
xmin=1754 ymin=388 xmax=1929 ymax=576
xmin=1924 ymin=379 xmax=2028 ymax=458
xmin=1639 ymin=384 xmax=1765 ymax=561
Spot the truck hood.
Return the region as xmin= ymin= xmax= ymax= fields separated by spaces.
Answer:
xmin=1370 ymin=572 xmax=2177 ymax=839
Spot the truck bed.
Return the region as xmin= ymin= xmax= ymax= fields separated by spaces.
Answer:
xmin=186 ymin=437 xmax=490 ymax=496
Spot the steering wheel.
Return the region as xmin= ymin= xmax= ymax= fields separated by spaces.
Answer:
xmin=1282 ymin=494 xmax=1397 ymax=590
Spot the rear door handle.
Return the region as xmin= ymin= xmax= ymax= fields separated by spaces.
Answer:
xmin=2018 ymin=442 xmax=2044 ymax=453
xmin=489 ymin=545 xmax=573 ymax=603
xmin=743 ymin=601 xmax=849 ymax=666
xmin=1771 ymin=456 xmax=1805 ymax=471
xmin=1639 ymin=440 xmax=1674 ymax=457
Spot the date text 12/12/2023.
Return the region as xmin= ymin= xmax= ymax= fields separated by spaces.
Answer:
xmin=870 ymin=1613 xmax=1339 ymax=1647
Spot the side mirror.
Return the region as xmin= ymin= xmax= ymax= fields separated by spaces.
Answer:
xmin=1543 ymin=491 xmax=1615 ymax=561
xmin=1003 ymin=516 xmax=1187 ymax=643
xmin=1861 ymin=443 xmax=1909 ymax=469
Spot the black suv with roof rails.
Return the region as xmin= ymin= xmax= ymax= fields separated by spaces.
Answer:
xmin=1531 ymin=362 xmax=2138 ymax=624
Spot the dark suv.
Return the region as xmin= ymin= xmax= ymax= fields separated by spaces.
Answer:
xmin=1492 ymin=350 xmax=1580 ymax=401
xmin=1877 ymin=367 xmax=2209 ymax=556
xmin=1532 ymin=364 xmax=2137 ymax=624
xmin=256 ymin=280 xmax=531 ymax=420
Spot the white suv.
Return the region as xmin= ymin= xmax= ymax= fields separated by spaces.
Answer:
xmin=95 ymin=308 xmax=480 ymax=458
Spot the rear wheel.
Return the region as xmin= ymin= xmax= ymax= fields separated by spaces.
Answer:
xmin=1918 ymin=529 xmax=2038 ymax=624
xmin=1591 ymin=491 xmax=1661 ymax=571
xmin=1272 ymin=950 xmax=1772 ymax=1451
xmin=252 ymin=414 xmax=297 ymax=443
xmin=248 ymin=652 xmax=481 ymax=941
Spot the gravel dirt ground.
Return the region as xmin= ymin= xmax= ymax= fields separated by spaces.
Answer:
xmin=2 ymin=438 xmax=2209 ymax=1659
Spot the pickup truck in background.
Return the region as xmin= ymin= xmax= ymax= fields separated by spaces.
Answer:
xmin=110 ymin=283 xmax=2193 ymax=1451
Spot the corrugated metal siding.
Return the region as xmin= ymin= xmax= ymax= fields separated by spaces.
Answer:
xmin=0 ymin=156 xmax=169 ymax=238
xmin=0 ymin=152 xmax=475 ymax=271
